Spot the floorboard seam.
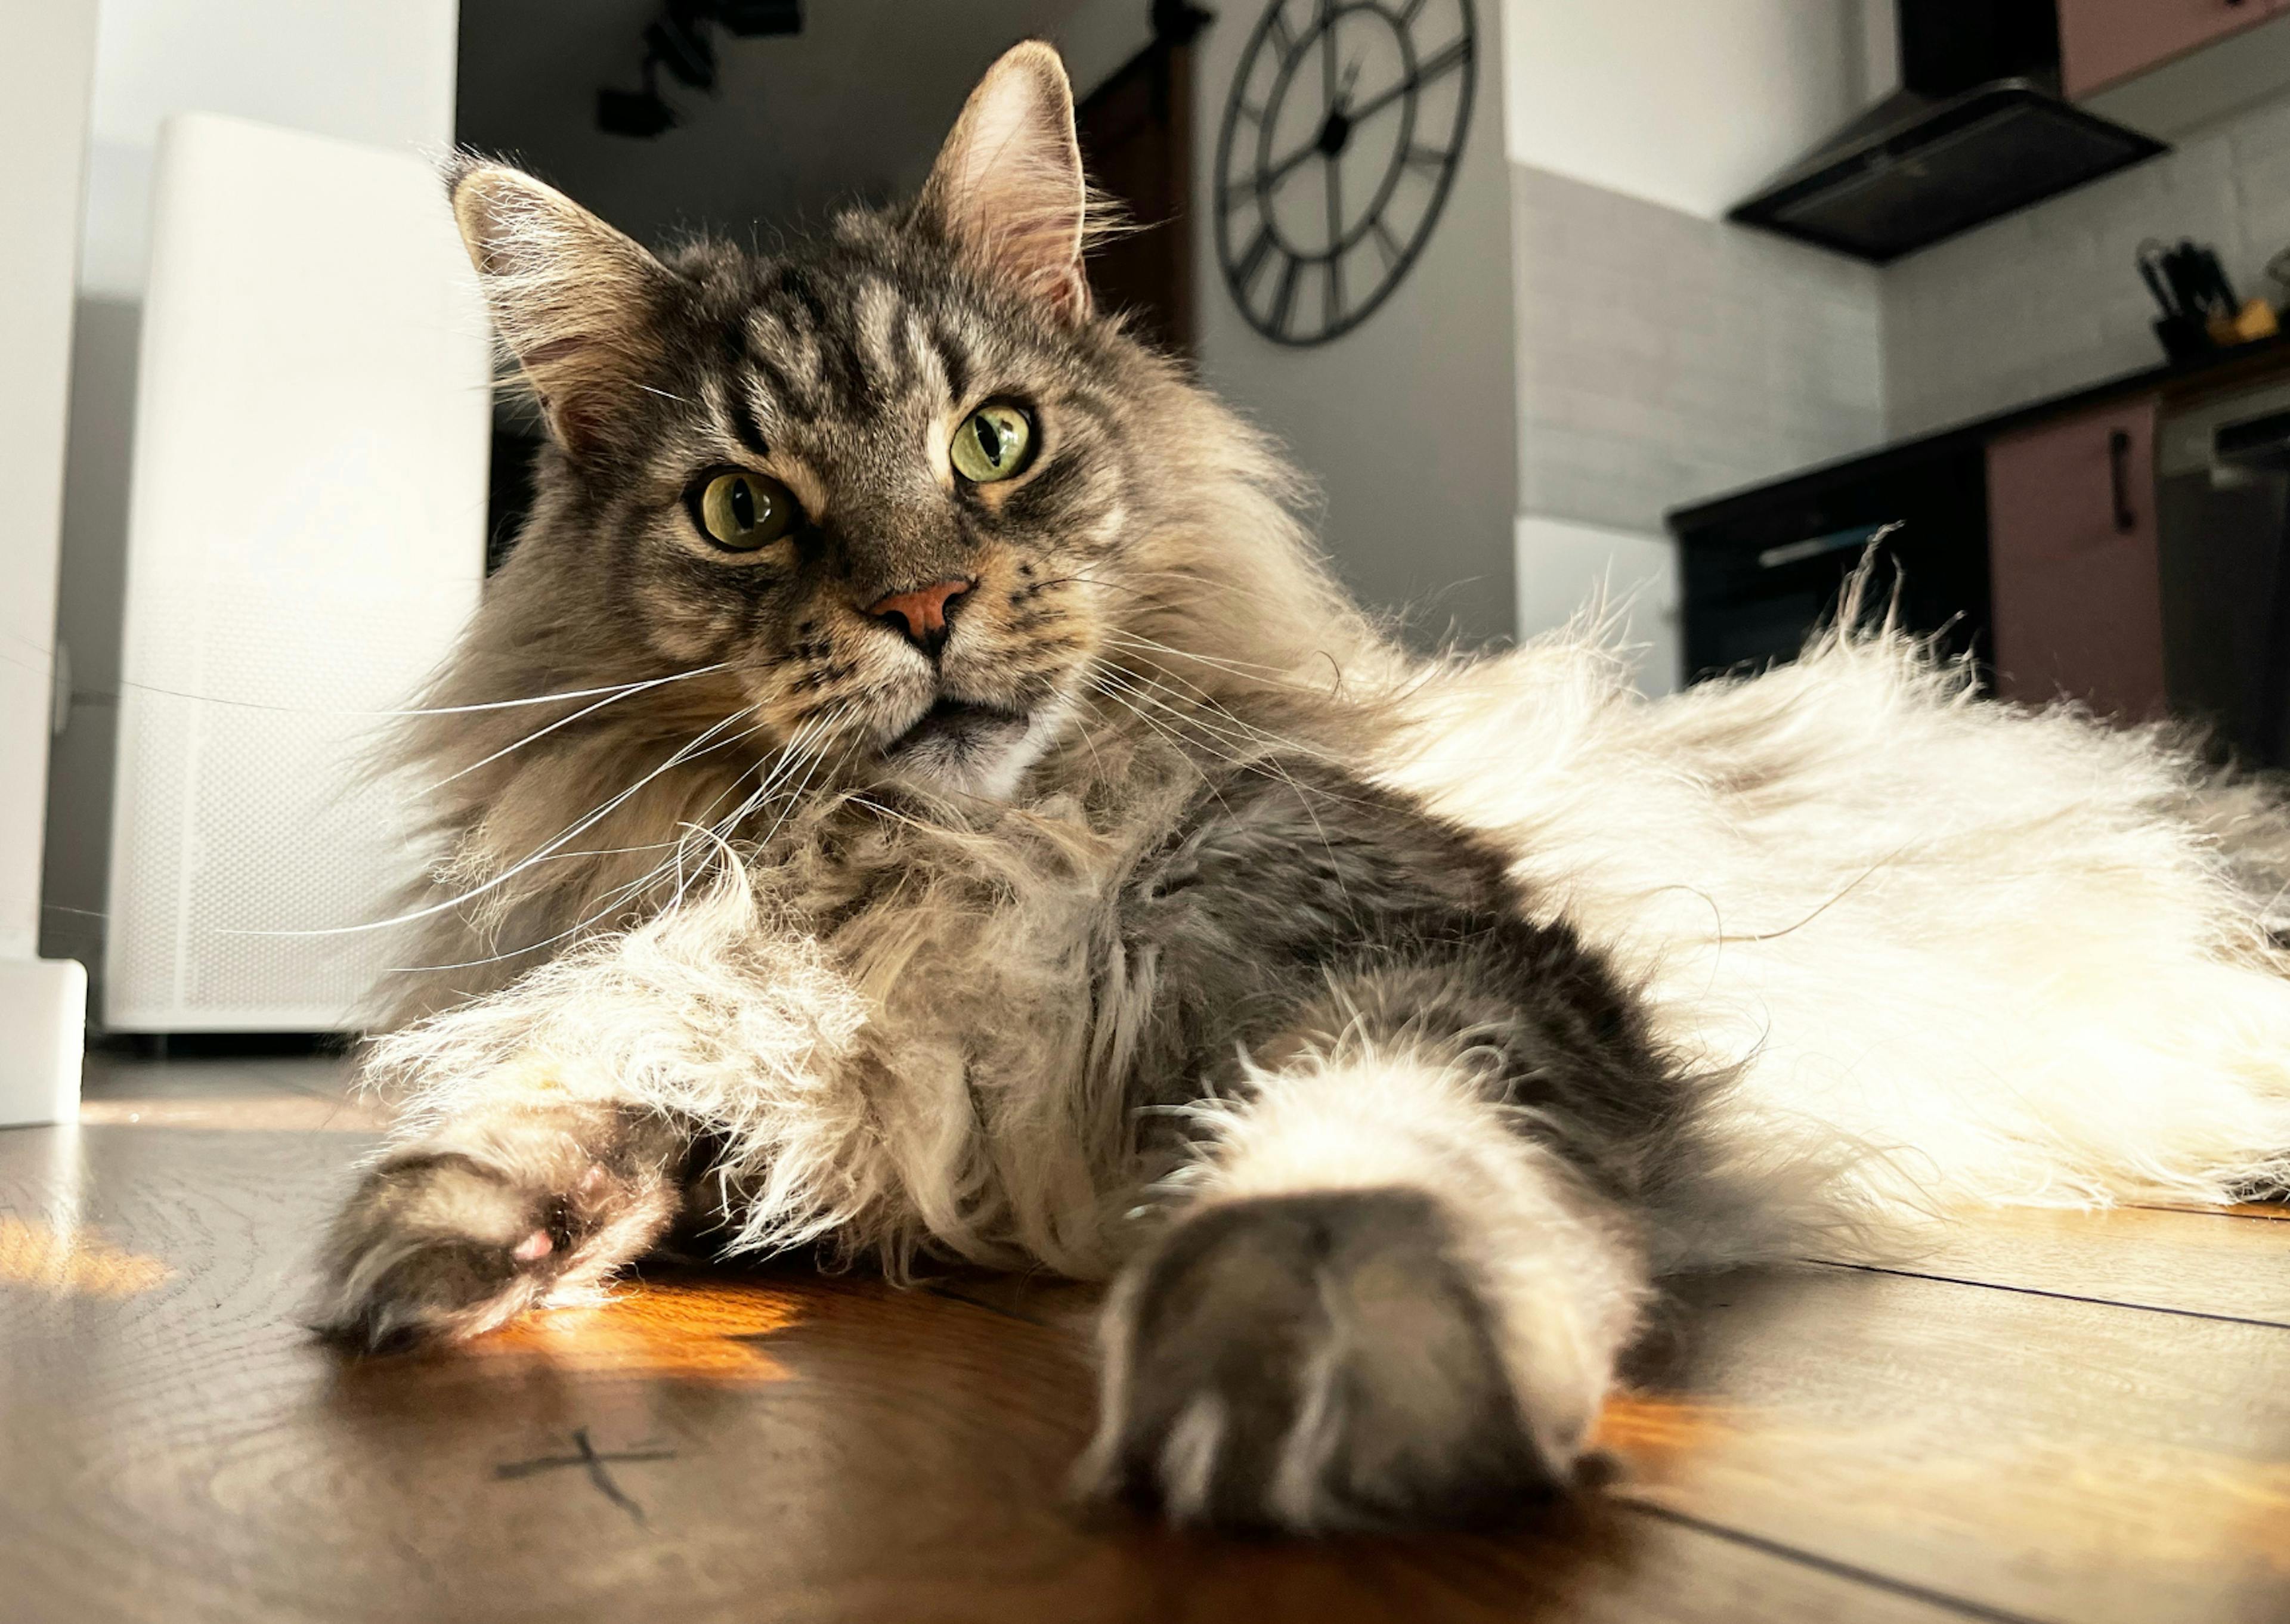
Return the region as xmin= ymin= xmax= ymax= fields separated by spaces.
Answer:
xmin=918 ymin=1284 xmax=1059 ymax=1331
xmin=2130 ymin=1202 xmax=2290 ymax=1223
xmin=1802 ymin=1260 xmax=2290 ymax=1330
xmin=1617 ymin=1501 xmax=2052 ymax=1624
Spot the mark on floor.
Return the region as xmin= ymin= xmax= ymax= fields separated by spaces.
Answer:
xmin=496 ymin=1425 xmax=677 ymax=1523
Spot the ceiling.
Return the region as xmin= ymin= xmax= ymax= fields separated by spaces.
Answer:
xmin=456 ymin=0 xmax=1150 ymax=246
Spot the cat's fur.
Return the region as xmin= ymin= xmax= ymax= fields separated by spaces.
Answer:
xmin=316 ymin=43 xmax=2290 ymax=1531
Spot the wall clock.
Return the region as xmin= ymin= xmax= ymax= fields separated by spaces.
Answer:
xmin=1213 ymin=0 xmax=1476 ymax=346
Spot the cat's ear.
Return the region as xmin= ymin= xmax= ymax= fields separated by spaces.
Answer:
xmin=446 ymin=159 xmax=676 ymax=460
xmin=916 ymin=41 xmax=1091 ymax=323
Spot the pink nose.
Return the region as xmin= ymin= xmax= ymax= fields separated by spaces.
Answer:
xmin=866 ymin=578 xmax=972 ymax=646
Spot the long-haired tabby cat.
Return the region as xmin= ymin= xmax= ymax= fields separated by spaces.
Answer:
xmin=317 ymin=42 xmax=2290 ymax=1531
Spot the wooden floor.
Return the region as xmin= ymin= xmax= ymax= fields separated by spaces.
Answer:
xmin=3 ymin=1052 xmax=2286 ymax=1624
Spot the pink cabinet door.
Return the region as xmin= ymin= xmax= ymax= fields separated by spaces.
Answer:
xmin=2059 ymin=0 xmax=2276 ymax=98
xmin=1986 ymin=397 xmax=2167 ymax=719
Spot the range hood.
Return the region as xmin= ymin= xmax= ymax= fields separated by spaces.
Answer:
xmin=1729 ymin=0 xmax=2166 ymax=264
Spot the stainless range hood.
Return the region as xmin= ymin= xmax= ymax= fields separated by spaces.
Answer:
xmin=1729 ymin=0 xmax=2167 ymax=264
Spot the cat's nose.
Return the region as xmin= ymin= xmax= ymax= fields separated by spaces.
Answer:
xmin=865 ymin=577 xmax=973 ymax=655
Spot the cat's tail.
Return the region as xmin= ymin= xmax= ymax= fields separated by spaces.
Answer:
xmin=1372 ymin=596 xmax=2290 ymax=1256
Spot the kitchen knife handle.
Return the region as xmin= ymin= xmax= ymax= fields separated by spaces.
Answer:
xmin=2109 ymin=428 xmax=2137 ymax=534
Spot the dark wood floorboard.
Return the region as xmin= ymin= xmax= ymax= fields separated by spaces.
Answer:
xmin=1 ymin=1060 xmax=2283 ymax=1623
xmin=1614 ymin=1265 xmax=2290 ymax=1624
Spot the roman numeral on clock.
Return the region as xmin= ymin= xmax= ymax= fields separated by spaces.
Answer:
xmin=1265 ymin=3 xmax=1296 ymax=55
xmin=1269 ymin=256 xmax=1303 ymax=338
xmin=1232 ymin=225 xmax=1277 ymax=295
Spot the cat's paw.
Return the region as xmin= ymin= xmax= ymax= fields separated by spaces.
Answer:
xmin=312 ymin=1101 xmax=682 ymax=1350
xmin=1079 ymin=1190 xmax=1561 ymax=1532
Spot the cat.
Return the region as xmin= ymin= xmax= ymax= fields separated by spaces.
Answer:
xmin=315 ymin=41 xmax=2290 ymax=1532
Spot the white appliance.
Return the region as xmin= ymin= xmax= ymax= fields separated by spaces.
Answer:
xmin=103 ymin=114 xmax=489 ymax=1031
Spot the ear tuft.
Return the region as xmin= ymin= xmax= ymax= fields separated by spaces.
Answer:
xmin=917 ymin=42 xmax=1092 ymax=323
xmin=445 ymin=157 xmax=676 ymax=459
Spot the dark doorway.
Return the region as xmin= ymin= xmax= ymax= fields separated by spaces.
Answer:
xmin=1076 ymin=10 xmax=1208 ymax=357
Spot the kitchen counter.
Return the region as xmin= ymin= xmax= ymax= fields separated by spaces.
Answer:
xmin=1668 ymin=330 xmax=2290 ymax=539
xmin=1665 ymin=320 xmax=2290 ymax=744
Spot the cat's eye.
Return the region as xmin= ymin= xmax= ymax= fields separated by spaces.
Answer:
xmin=694 ymin=471 xmax=799 ymax=552
xmin=950 ymin=402 xmax=1035 ymax=484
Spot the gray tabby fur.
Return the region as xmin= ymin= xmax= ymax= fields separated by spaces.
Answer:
xmin=315 ymin=43 xmax=2290 ymax=1533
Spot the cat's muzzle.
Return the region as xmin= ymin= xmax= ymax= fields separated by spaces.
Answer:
xmin=880 ymin=698 xmax=1038 ymax=794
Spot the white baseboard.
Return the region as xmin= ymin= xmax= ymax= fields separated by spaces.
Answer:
xmin=0 ymin=956 xmax=86 ymax=1127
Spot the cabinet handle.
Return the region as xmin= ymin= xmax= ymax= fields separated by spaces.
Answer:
xmin=2109 ymin=427 xmax=2137 ymax=532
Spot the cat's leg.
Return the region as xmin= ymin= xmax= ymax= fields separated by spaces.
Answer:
xmin=1081 ymin=955 xmax=1670 ymax=1532
xmin=314 ymin=876 xmax=870 ymax=1349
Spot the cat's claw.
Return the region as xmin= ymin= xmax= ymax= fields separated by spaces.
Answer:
xmin=1079 ymin=1190 xmax=1562 ymax=1532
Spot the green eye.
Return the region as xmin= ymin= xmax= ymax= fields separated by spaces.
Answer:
xmin=695 ymin=472 xmax=798 ymax=552
xmin=950 ymin=402 xmax=1035 ymax=484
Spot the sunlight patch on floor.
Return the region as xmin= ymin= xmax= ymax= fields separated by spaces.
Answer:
xmin=0 ymin=1217 xmax=172 ymax=1297
xmin=465 ymin=1278 xmax=809 ymax=1383
xmin=79 ymin=1094 xmax=385 ymax=1131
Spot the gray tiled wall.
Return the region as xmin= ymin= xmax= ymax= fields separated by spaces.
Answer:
xmin=1511 ymin=163 xmax=1887 ymax=535
xmin=1884 ymin=92 xmax=2290 ymax=437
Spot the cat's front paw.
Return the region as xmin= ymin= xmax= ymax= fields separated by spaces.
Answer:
xmin=312 ymin=1101 xmax=683 ymax=1350
xmin=1080 ymin=1190 xmax=1561 ymax=1531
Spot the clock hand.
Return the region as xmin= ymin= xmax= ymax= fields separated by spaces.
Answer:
xmin=1262 ymin=89 xmax=1360 ymax=188
xmin=1342 ymin=35 xmax=1469 ymax=127
xmin=1261 ymin=132 xmax=1325 ymax=189
xmin=1261 ymin=38 xmax=1463 ymax=190
xmin=1261 ymin=100 xmax=1358 ymax=190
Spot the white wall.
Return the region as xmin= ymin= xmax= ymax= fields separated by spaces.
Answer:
xmin=42 ymin=0 xmax=462 ymax=983
xmin=1190 ymin=3 xmax=1518 ymax=646
xmin=1504 ymin=0 xmax=1867 ymax=221
xmin=1512 ymin=164 xmax=1884 ymax=537
xmin=80 ymin=0 xmax=457 ymax=298
xmin=1886 ymin=86 xmax=2290 ymax=435
xmin=1515 ymin=515 xmax=1681 ymax=693
xmin=1500 ymin=0 xmax=1884 ymax=687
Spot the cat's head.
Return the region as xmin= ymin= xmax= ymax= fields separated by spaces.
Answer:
xmin=447 ymin=42 xmax=1360 ymax=806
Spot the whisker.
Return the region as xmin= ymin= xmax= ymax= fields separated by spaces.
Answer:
xmin=398 ymin=701 xmax=856 ymax=971
xmin=751 ymin=713 xmax=848 ymax=850
xmin=1092 ymin=670 xmax=1286 ymax=770
xmin=1093 ymin=670 xmax=1378 ymax=894
xmin=422 ymin=665 xmax=742 ymax=792
xmin=1103 ymin=663 xmax=1344 ymax=768
xmin=100 ymin=662 xmax=732 ymax=718
xmin=1090 ymin=678 xmax=1229 ymax=774
xmin=1100 ymin=627 xmax=1369 ymax=712
xmin=383 ymin=864 xmax=661 ymax=974
xmin=1101 ymin=628 xmax=1299 ymax=683
xmin=229 ymin=703 xmax=763 ymax=938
